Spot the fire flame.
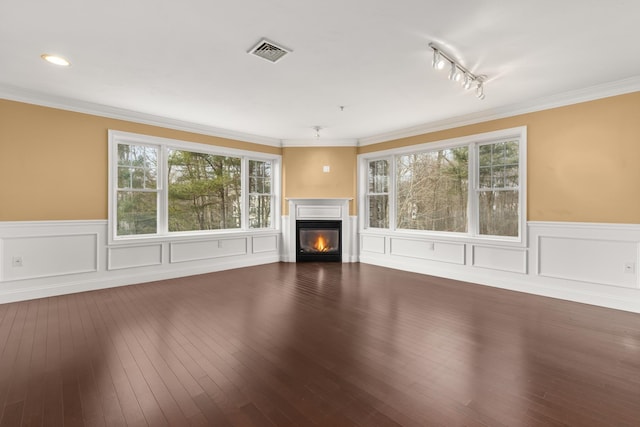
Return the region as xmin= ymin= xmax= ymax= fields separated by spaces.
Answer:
xmin=313 ymin=235 xmax=330 ymax=252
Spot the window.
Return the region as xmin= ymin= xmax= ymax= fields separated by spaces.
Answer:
xmin=360 ymin=127 xmax=526 ymax=242
xmin=248 ymin=160 xmax=273 ymax=229
xmin=109 ymin=131 xmax=279 ymax=242
xmin=366 ymin=159 xmax=389 ymax=228
xmin=116 ymin=143 xmax=159 ymax=236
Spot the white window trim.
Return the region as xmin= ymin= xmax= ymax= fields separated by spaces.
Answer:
xmin=108 ymin=130 xmax=281 ymax=245
xmin=358 ymin=126 xmax=527 ymax=247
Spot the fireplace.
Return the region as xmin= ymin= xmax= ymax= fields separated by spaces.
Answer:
xmin=286 ymin=198 xmax=351 ymax=263
xmin=296 ymin=220 xmax=342 ymax=262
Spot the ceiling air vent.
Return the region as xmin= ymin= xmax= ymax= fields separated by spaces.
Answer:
xmin=248 ymin=38 xmax=291 ymax=63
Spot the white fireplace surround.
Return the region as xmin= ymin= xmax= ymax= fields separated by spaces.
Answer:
xmin=284 ymin=198 xmax=354 ymax=263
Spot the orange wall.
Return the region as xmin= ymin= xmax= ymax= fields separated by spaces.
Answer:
xmin=359 ymin=92 xmax=640 ymax=224
xmin=2 ymin=92 xmax=639 ymax=223
xmin=282 ymin=146 xmax=358 ymax=215
xmin=0 ymin=99 xmax=280 ymax=221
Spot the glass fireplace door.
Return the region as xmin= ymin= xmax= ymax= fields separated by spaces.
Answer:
xmin=296 ymin=220 xmax=342 ymax=262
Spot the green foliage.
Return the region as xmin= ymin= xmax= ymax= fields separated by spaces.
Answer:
xmin=168 ymin=150 xmax=241 ymax=231
xmin=117 ymin=191 xmax=157 ymax=235
xmin=248 ymin=160 xmax=272 ymax=228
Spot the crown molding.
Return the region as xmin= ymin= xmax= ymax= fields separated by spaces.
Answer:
xmin=3 ymin=76 xmax=639 ymax=150
xmin=357 ymin=76 xmax=640 ymax=146
xmin=0 ymin=84 xmax=283 ymax=147
xmin=281 ymin=138 xmax=358 ymax=147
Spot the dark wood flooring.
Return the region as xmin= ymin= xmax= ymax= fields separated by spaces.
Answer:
xmin=0 ymin=262 xmax=639 ymax=426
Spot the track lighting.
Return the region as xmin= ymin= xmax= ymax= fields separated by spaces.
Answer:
xmin=429 ymin=42 xmax=486 ymax=99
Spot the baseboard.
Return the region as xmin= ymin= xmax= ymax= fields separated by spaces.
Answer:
xmin=0 ymin=254 xmax=280 ymax=304
xmin=359 ymin=253 xmax=640 ymax=313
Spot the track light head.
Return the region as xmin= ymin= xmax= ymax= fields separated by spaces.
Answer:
xmin=462 ymin=73 xmax=473 ymax=89
xmin=476 ymin=81 xmax=485 ymax=100
xmin=449 ymin=62 xmax=462 ymax=82
xmin=432 ymin=49 xmax=446 ymax=70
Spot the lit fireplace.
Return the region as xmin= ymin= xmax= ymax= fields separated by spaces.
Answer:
xmin=313 ymin=234 xmax=330 ymax=252
xmin=296 ymin=220 xmax=342 ymax=262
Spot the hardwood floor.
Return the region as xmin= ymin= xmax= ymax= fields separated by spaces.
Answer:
xmin=0 ymin=262 xmax=639 ymax=426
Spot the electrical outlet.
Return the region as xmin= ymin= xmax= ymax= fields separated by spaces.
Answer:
xmin=12 ymin=256 xmax=23 ymax=267
xmin=624 ymin=262 xmax=636 ymax=274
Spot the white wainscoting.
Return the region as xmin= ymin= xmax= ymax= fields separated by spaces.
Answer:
xmin=2 ymin=220 xmax=639 ymax=313
xmin=0 ymin=221 xmax=280 ymax=304
xmin=2 ymin=232 xmax=98 ymax=281
xmin=537 ymin=236 xmax=637 ymax=288
xmin=360 ymin=222 xmax=640 ymax=313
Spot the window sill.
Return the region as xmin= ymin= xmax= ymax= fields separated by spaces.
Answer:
xmin=359 ymin=228 xmax=526 ymax=248
xmin=109 ymin=228 xmax=280 ymax=246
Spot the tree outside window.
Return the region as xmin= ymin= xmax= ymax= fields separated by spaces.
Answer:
xmin=248 ymin=160 xmax=273 ymax=229
xmin=116 ymin=144 xmax=158 ymax=236
xmin=168 ymin=150 xmax=241 ymax=231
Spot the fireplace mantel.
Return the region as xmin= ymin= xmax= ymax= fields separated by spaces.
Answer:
xmin=284 ymin=198 xmax=353 ymax=262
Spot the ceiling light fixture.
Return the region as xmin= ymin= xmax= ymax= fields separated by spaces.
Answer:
xmin=429 ymin=43 xmax=486 ymax=100
xmin=313 ymin=126 xmax=322 ymax=139
xmin=41 ymin=54 xmax=71 ymax=67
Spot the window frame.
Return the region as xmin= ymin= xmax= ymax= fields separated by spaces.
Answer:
xmin=358 ymin=126 xmax=527 ymax=246
xmin=108 ymin=130 xmax=281 ymax=245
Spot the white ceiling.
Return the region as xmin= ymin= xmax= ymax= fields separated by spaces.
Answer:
xmin=1 ymin=0 xmax=639 ymax=145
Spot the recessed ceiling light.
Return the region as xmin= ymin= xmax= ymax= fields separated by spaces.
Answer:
xmin=41 ymin=54 xmax=70 ymax=67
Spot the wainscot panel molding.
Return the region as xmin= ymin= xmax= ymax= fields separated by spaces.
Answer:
xmin=0 ymin=220 xmax=280 ymax=304
xmin=359 ymin=222 xmax=640 ymax=313
xmin=471 ymin=245 xmax=528 ymax=274
xmin=108 ymin=244 xmax=163 ymax=270
xmin=390 ymin=237 xmax=465 ymax=265
xmin=170 ymin=238 xmax=247 ymax=263
xmin=252 ymin=235 xmax=279 ymax=254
